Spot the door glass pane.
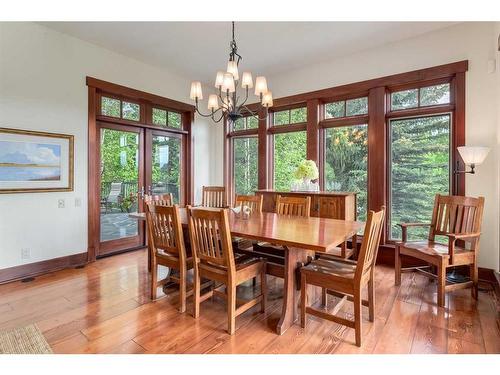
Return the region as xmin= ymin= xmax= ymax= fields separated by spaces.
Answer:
xmin=122 ymin=102 xmax=140 ymax=121
xmin=101 ymin=96 xmax=120 ymax=117
xmin=233 ymin=137 xmax=258 ymax=195
xmin=151 ymin=135 xmax=181 ymax=203
xmin=273 ymin=131 xmax=307 ymax=191
xmin=324 ymin=124 xmax=368 ymax=221
xmin=390 ymin=115 xmax=450 ymax=240
xmin=100 ymin=128 xmax=139 ymax=241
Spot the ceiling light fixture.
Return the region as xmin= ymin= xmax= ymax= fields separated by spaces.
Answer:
xmin=189 ymin=22 xmax=272 ymax=124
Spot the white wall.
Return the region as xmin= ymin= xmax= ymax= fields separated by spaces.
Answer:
xmin=249 ymin=22 xmax=498 ymax=270
xmin=0 ymin=22 xmax=217 ymax=269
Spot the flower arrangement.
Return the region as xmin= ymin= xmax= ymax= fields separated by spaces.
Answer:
xmin=294 ymin=160 xmax=319 ymax=181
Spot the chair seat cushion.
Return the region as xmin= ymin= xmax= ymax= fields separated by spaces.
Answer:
xmin=399 ymin=241 xmax=468 ymax=258
xmin=302 ymin=258 xmax=356 ymax=279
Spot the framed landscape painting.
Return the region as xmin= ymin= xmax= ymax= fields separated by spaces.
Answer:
xmin=0 ymin=128 xmax=74 ymax=193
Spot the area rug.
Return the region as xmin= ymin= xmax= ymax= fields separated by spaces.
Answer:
xmin=0 ymin=324 xmax=53 ymax=354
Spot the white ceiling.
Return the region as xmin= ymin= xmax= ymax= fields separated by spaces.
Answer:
xmin=41 ymin=22 xmax=457 ymax=84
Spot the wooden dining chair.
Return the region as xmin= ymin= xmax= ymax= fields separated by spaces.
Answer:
xmin=187 ymin=206 xmax=267 ymax=335
xmin=145 ymin=204 xmax=191 ymax=312
xmin=234 ymin=194 xmax=263 ymax=214
xmin=232 ymin=194 xmax=263 ymax=251
xmin=300 ymin=207 xmax=385 ymax=347
xmin=144 ymin=193 xmax=173 ymax=206
xmin=249 ymin=195 xmax=311 ymax=278
xmin=201 ymin=186 xmax=227 ymax=208
xmin=395 ymin=194 xmax=485 ymax=307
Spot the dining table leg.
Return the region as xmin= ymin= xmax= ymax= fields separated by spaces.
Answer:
xmin=276 ymin=246 xmax=314 ymax=335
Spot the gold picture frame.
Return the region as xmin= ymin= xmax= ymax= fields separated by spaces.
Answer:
xmin=0 ymin=127 xmax=74 ymax=193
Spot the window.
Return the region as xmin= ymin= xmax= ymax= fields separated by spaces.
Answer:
xmin=122 ymin=101 xmax=140 ymax=121
xmin=101 ymin=96 xmax=120 ymax=118
xmin=324 ymin=124 xmax=368 ymax=221
xmin=391 ymin=83 xmax=450 ymax=111
xmin=101 ymin=96 xmax=140 ymax=122
xmin=233 ymin=115 xmax=258 ymax=131
xmin=233 ymin=137 xmax=258 ymax=195
xmin=151 ymin=135 xmax=182 ymax=203
xmin=152 ymin=107 xmax=182 ymax=129
xmin=273 ymin=107 xmax=307 ymax=126
xmin=389 ymin=114 xmax=451 ymax=240
xmin=325 ymin=97 xmax=368 ymax=119
xmin=273 ymin=131 xmax=307 ymax=190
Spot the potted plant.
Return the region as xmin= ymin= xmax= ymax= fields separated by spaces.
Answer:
xmin=293 ymin=160 xmax=319 ymax=191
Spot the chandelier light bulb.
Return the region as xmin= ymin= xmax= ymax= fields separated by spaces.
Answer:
xmin=214 ymin=71 xmax=225 ymax=88
xmin=262 ymin=91 xmax=273 ymax=107
xmin=255 ymin=76 xmax=268 ymax=96
xmin=190 ymin=81 xmax=203 ymax=100
xmin=227 ymin=60 xmax=239 ymax=81
xmin=207 ymin=94 xmax=219 ymax=111
xmin=241 ymin=72 xmax=253 ymax=89
xmin=221 ymin=73 xmax=236 ymax=93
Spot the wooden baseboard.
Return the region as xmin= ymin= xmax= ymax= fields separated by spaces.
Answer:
xmin=0 ymin=252 xmax=87 ymax=284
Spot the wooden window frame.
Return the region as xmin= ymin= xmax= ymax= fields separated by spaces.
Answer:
xmin=87 ymin=77 xmax=195 ymax=262
xmin=224 ymin=61 xmax=467 ymax=251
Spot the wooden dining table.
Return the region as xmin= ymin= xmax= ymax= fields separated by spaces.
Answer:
xmin=130 ymin=208 xmax=364 ymax=335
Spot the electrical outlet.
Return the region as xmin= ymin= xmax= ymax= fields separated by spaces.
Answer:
xmin=21 ymin=248 xmax=30 ymax=260
xmin=58 ymin=199 xmax=65 ymax=208
xmin=75 ymin=197 xmax=81 ymax=207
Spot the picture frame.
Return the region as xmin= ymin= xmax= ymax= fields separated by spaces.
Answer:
xmin=0 ymin=127 xmax=74 ymax=193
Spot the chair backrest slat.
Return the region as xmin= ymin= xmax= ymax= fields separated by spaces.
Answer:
xmin=202 ymin=186 xmax=227 ymax=208
xmin=429 ymin=194 xmax=484 ymax=240
xmin=234 ymin=194 xmax=263 ymax=214
xmin=275 ymin=195 xmax=311 ymax=217
xmin=355 ymin=207 xmax=385 ymax=282
xmin=188 ymin=207 xmax=235 ymax=271
xmin=145 ymin=204 xmax=185 ymax=258
xmin=144 ymin=193 xmax=173 ymax=207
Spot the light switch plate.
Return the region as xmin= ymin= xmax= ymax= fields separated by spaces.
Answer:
xmin=75 ymin=197 xmax=81 ymax=207
xmin=58 ymin=199 xmax=65 ymax=208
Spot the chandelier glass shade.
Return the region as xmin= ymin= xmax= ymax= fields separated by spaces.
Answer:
xmin=189 ymin=22 xmax=273 ymax=124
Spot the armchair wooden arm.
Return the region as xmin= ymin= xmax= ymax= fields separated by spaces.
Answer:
xmin=445 ymin=232 xmax=481 ymax=264
xmin=397 ymin=223 xmax=431 ymax=242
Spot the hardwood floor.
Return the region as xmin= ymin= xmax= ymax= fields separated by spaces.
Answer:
xmin=0 ymin=249 xmax=498 ymax=354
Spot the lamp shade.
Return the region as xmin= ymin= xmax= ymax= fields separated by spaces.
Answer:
xmin=221 ymin=73 xmax=235 ymax=93
xmin=207 ymin=94 xmax=219 ymax=111
xmin=214 ymin=71 xmax=224 ymax=88
xmin=227 ymin=60 xmax=239 ymax=81
xmin=261 ymin=91 xmax=273 ymax=107
xmin=190 ymin=81 xmax=203 ymax=100
xmin=457 ymin=146 xmax=490 ymax=165
xmin=241 ymin=72 xmax=253 ymax=88
xmin=255 ymin=76 xmax=268 ymax=96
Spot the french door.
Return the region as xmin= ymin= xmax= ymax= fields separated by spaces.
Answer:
xmin=97 ymin=122 xmax=183 ymax=257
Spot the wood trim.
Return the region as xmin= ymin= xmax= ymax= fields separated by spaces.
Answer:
xmin=269 ymin=61 xmax=468 ymax=108
xmin=368 ymin=87 xmax=387 ymax=244
xmin=453 ymin=72 xmax=466 ymax=196
xmin=182 ymin=111 xmax=195 ymax=204
xmin=228 ymin=128 xmax=259 ymax=138
xmin=96 ymin=115 xmax=189 ymax=134
xmin=87 ymin=76 xmax=194 ymax=113
xmin=257 ymin=107 xmax=269 ymax=190
xmin=320 ymin=115 xmax=369 ymax=128
xmin=0 ymin=252 xmax=87 ymax=284
xmin=385 ymin=104 xmax=454 ymax=119
xmin=87 ymin=86 xmax=98 ymax=262
xmin=268 ymin=123 xmax=307 ymax=134
xmin=306 ymin=99 xmax=320 ymax=162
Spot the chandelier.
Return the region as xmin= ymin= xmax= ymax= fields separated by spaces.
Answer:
xmin=189 ymin=22 xmax=273 ymax=124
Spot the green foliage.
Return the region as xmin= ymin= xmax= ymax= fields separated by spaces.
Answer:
xmin=234 ymin=137 xmax=258 ymax=195
xmin=274 ymin=131 xmax=307 ymax=190
xmin=325 ymin=125 xmax=368 ymax=221
xmin=101 ymin=97 xmax=120 ymax=117
xmin=390 ymin=115 xmax=450 ymax=240
xmin=122 ymin=102 xmax=140 ymax=121
xmin=294 ymin=160 xmax=319 ymax=180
